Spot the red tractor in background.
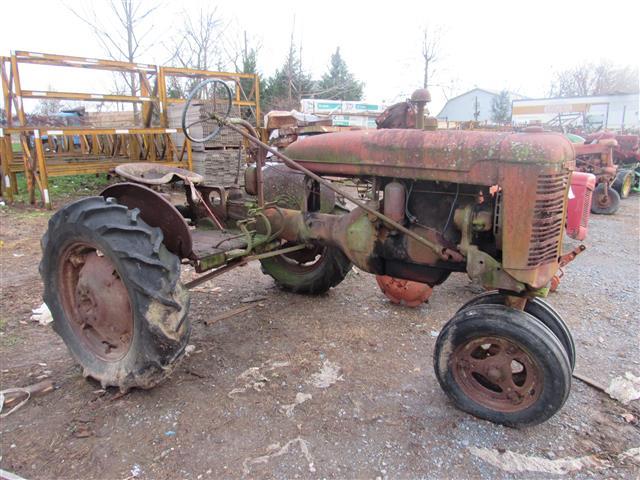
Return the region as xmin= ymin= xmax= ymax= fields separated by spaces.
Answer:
xmin=585 ymin=132 xmax=640 ymax=200
xmin=565 ymin=131 xmax=639 ymax=215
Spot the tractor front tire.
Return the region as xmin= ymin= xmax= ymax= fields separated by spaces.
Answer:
xmin=40 ymin=196 xmax=190 ymax=391
xmin=457 ymin=291 xmax=575 ymax=371
xmin=260 ymin=243 xmax=351 ymax=294
xmin=591 ymin=183 xmax=620 ymax=214
xmin=434 ymin=304 xmax=571 ymax=428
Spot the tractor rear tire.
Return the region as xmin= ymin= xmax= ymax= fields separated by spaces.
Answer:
xmin=591 ymin=183 xmax=620 ymax=214
xmin=260 ymin=243 xmax=351 ymax=294
xmin=40 ymin=196 xmax=190 ymax=391
xmin=434 ymin=304 xmax=571 ymax=428
xmin=457 ymin=291 xmax=575 ymax=371
xmin=612 ymin=169 xmax=633 ymax=199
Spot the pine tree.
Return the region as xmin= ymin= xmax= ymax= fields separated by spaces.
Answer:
xmin=237 ymin=32 xmax=265 ymax=118
xmin=317 ymin=48 xmax=364 ymax=101
xmin=263 ymin=39 xmax=314 ymax=111
xmin=491 ymin=90 xmax=512 ymax=124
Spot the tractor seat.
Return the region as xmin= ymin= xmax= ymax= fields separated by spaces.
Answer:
xmin=115 ymin=163 xmax=203 ymax=185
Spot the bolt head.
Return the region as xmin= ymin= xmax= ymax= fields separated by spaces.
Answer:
xmin=487 ymin=367 xmax=502 ymax=382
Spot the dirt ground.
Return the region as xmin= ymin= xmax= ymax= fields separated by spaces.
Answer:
xmin=0 ymin=192 xmax=639 ymax=479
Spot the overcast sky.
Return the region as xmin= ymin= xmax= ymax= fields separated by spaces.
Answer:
xmin=1 ymin=0 xmax=638 ymax=114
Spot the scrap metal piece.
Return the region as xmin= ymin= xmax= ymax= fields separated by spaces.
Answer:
xmin=376 ymin=275 xmax=433 ymax=307
xmin=550 ymin=245 xmax=586 ymax=292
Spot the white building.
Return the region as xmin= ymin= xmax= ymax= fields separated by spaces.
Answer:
xmin=512 ymin=93 xmax=639 ymax=130
xmin=436 ymin=88 xmax=525 ymax=125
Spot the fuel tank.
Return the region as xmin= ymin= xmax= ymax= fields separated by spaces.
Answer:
xmin=284 ymin=129 xmax=575 ymax=185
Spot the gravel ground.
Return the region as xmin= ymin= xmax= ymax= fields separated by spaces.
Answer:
xmin=0 ymin=194 xmax=638 ymax=479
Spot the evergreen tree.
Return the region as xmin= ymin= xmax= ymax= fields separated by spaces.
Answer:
xmin=317 ymin=48 xmax=364 ymax=100
xmin=237 ymin=32 xmax=266 ymax=119
xmin=263 ymin=40 xmax=314 ymax=111
xmin=491 ymin=90 xmax=512 ymax=124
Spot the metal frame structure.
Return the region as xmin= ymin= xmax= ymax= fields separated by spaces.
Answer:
xmin=0 ymin=51 xmax=259 ymax=208
xmin=158 ymin=66 xmax=260 ymax=128
xmin=0 ymin=126 xmax=192 ymax=207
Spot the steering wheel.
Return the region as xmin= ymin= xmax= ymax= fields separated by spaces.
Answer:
xmin=181 ymin=78 xmax=233 ymax=143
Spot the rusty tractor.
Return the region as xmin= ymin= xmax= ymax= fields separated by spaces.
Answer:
xmin=570 ymin=135 xmax=621 ymax=214
xmin=40 ymin=82 xmax=584 ymax=427
xmin=585 ymin=132 xmax=640 ymax=200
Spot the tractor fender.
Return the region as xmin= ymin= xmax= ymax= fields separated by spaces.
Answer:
xmin=101 ymin=182 xmax=193 ymax=259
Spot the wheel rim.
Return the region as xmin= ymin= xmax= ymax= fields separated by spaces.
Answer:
xmin=596 ymin=189 xmax=612 ymax=208
xmin=451 ymin=336 xmax=542 ymax=412
xmin=59 ymin=242 xmax=134 ymax=362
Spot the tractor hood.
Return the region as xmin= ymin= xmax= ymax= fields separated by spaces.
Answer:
xmin=284 ymin=129 xmax=575 ymax=185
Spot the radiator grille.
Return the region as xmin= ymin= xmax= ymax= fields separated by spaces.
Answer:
xmin=580 ymin=189 xmax=592 ymax=228
xmin=527 ymin=173 xmax=568 ymax=267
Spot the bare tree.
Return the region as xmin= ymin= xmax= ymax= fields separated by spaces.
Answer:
xmin=67 ymin=0 xmax=161 ymax=119
xmin=437 ymin=77 xmax=462 ymax=102
xmin=169 ymin=8 xmax=226 ymax=71
xmin=164 ymin=7 xmax=228 ymax=98
xmin=222 ymin=29 xmax=262 ymax=75
xmin=34 ymin=85 xmax=65 ymax=115
xmin=287 ymin=26 xmax=296 ymax=103
xmin=34 ymin=98 xmax=64 ymax=116
xmin=421 ymin=25 xmax=442 ymax=89
xmin=550 ymin=61 xmax=639 ymax=97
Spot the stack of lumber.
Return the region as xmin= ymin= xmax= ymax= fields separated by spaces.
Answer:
xmin=87 ymin=111 xmax=138 ymax=128
xmin=167 ymin=102 xmax=243 ymax=150
xmin=191 ymin=149 xmax=245 ymax=186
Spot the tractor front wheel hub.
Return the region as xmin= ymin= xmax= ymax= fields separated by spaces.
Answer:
xmin=451 ymin=336 xmax=542 ymax=412
xmin=60 ymin=244 xmax=134 ymax=362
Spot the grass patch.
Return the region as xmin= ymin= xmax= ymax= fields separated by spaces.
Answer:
xmin=5 ymin=173 xmax=112 ymax=204
xmin=0 ymin=318 xmax=22 ymax=347
xmin=0 ymin=334 xmax=22 ymax=347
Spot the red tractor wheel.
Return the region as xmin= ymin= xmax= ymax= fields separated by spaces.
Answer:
xmin=375 ymin=275 xmax=433 ymax=307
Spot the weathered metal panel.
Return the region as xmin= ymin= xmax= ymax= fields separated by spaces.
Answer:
xmin=285 ymin=129 xmax=574 ymax=185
